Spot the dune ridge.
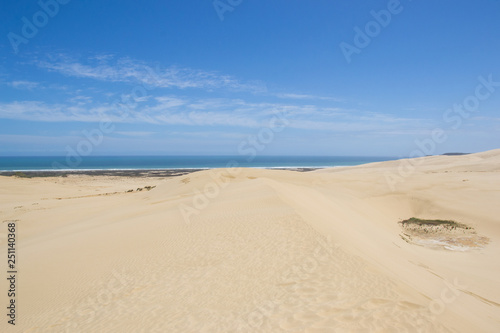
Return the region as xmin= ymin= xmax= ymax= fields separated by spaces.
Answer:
xmin=1 ymin=149 xmax=499 ymax=332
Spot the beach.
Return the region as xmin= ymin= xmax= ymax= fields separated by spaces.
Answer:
xmin=1 ymin=149 xmax=499 ymax=332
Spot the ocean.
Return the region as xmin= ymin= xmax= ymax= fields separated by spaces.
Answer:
xmin=0 ymin=156 xmax=398 ymax=171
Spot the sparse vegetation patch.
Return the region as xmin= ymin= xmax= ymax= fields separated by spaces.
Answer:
xmin=398 ymin=217 xmax=488 ymax=251
xmin=126 ymin=186 xmax=156 ymax=193
xmin=13 ymin=172 xmax=31 ymax=178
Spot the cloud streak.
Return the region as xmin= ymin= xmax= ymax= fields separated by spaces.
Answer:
xmin=0 ymin=97 xmax=427 ymax=134
xmin=35 ymin=54 xmax=267 ymax=93
xmin=0 ymin=53 xmax=433 ymax=139
xmin=9 ymin=81 xmax=40 ymax=90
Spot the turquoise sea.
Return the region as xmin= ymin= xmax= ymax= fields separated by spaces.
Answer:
xmin=0 ymin=156 xmax=398 ymax=171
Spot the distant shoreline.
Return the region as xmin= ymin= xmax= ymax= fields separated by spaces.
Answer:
xmin=0 ymin=156 xmax=398 ymax=172
xmin=0 ymin=167 xmax=322 ymax=178
xmin=442 ymin=152 xmax=471 ymax=156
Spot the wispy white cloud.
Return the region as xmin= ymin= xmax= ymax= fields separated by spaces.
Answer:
xmin=470 ymin=116 xmax=500 ymax=121
xmin=35 ymin=54 xmax=267 ymax=93
xmin=0 ymin=101 xmax=113 ymax=123
xmin=0 ymin=97 xmax=429 ymax=134
xmin=115 ymin=131 xmax=154 ymax=137
xmin=1 ymin=54 xmax=431 ymax=135
xmin=165 ymin=130 xmax=247 ymax=139
xmin=274 ymin=93 xmax=343 ymax=102
xmin=67 ymin=95 xmax=93 ymax=105
xmin=0 ymin=134 xmax=82 ymax=146
xmin=9 ymin=80 xmax=39 ymax=90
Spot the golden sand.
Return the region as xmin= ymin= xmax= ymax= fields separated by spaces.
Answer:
xmin=1 ymin=150 xmax=499 ymax=332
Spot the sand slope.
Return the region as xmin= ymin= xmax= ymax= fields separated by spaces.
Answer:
xmin=1 ymin=150 xmax=500 ymax=332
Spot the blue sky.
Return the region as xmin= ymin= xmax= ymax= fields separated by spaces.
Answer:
xmin=0 ymin=0 xmax=499 ymax=156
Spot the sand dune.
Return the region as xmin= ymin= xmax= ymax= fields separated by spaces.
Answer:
xmin=1 ymin=150 xmax=500 ymax=332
